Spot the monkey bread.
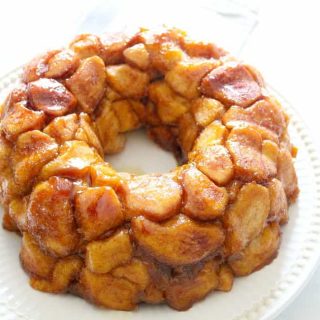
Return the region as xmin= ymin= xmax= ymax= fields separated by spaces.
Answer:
xmin=0 ymin=27 xmax=299 ymax=311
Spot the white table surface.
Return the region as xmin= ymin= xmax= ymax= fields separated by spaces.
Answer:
xmin=0 ymin=0 xmax=319 ymax=319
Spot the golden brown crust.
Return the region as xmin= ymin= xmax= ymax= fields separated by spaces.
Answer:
xmin=182 ymin=166 xmax=228 ymax=220
xmin=200 ymin=63 xmax=262 ymax=107
xmin=11 ymin=130 xmax=59 ymax=193
xmin=28 ymin=78 xmax=77 ymax=116
xmin=1 ymin=102 xmax=46 ymax=141
xmin=85 ymin=230 xmax=133 ymax=274
xmin=75 ymin=186 xmax=124 ymax=241
xmin=124 ymin=173 xmax=182 ymax=221
xmin=194 ymin=145 xmax=234 ymax=186
xmin=226 ymin=126 xmax=277 ymax=182
xmin=66 ymin=56 xmax=106 ymax=113
xmin=217 ymin=264 xmax=234 ymax=292
xmin=223 ymin=182 xmax=270 ymax=256
xmin=27 ymin=177 xmax=80 ymax=257
xmin=132 ymin=215 xmax=225 ymax=265
xmin=223 ymin=98 xmax=287 ymax=142
xmin=165 ymin=260 xmax=220 ymax=310
xmin=229 ymin=222 xmax=281 ymax=276
xmin=22 ymin=50 xmax=61 ymax=83
xmin=0 ymin=27 xmax=299 ymax=311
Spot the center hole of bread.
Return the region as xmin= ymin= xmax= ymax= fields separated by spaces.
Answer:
xmin=106 ymin=129 xmax=178 ymax=174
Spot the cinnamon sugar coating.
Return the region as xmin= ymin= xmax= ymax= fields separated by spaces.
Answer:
xmin=0 ymin=27 xmax=298 ymax=311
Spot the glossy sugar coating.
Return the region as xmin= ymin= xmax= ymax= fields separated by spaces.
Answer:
xmin=0 ymin=27 xmax=299 ymax=311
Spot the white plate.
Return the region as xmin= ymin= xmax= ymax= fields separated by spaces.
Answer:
xmin=0 ymin=68 xmax=320 ymax=320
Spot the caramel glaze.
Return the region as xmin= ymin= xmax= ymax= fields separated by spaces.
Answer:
xmin=0 ymin=27 xmax=299 ymax=311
